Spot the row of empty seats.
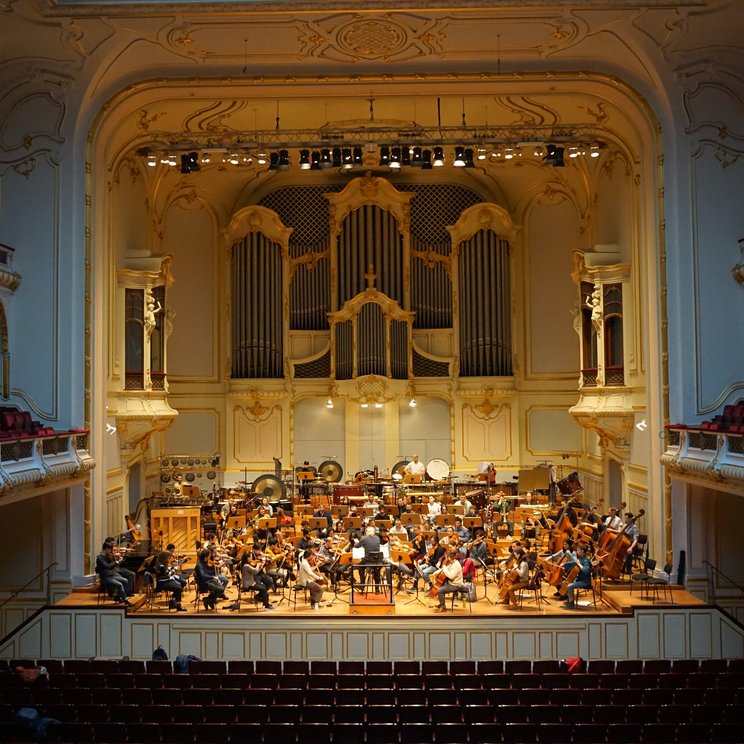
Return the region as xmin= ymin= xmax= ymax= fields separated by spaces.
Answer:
xmin=671 ymin=400 xmax=744 ymax=434
xmin=2 ymin=719 xmax=743 ymax=742
xmin=3 ymin=656 xmax=741 ymax=675
xmin=3 ymin=658 xmax=743 ymax=742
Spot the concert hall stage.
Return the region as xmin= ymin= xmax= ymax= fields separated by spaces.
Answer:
xmin=4 ymin=583 xmax=741 ymax=665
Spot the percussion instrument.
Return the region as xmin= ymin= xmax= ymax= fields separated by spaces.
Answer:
xmin=251 ymin=473 xmax=286 ymax=501
xmin=317 ymin=459 xmax=344 ymax=483
xmin=390 ymin=460 xmax=408 ymax=480
xmin=426 ymin=458 xmax=450 ymax=481
xmin=556 ymin=471 xmax=583 ymax=496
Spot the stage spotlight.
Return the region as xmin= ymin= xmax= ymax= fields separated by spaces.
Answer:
xmin=268 ymin=152 xmax=279 ymax=170
xmin=310 ymin=151 xmax=321 ymax=170
xmin=421 ymin=149 xmax=433 ymax=169
xmin=341 ymin=147 xmax=353 ymax=169
xmin=353 ymin=146 xmax=363 ymax=165
xmin=453 ymin=146 xmax=466 ymax=167
xmin=432 ymin=146 xmax=445 ymax=167
xmin=278 ymin=149 xmax=290 ymax=170
xmin=320 ymin=149 xmax=332 ymax=168
xmin=463 ymin=148 xmax=475 ymax=167
xmin=379 ymin=146 xmax=390 ymax=166
xmin=389 ymin=147 xmax=402 ymax=169
xmin=299 ymin=149 xmax=311 ymax=170
xmin=544 ymin=144 xmax=565 ymax=167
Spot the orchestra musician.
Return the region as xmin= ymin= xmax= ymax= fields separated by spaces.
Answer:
xmin=467 ymin=530 xmax=489 ymax=565
xmin=417 ymin=533 xmax=445 ymax=589
xmin=298 ymin=548 xmax=326 ymax=610
xmin=492 ymin=491 xmax=514 ymax=536
xmin=453 ymin=517 xmax=471 ymax=544
xmin=238 ymin=551 xmax=276 ymax=611
xmin=195 ymin=548 xmax=228 ymax=610
xmin=297 ymin=461 xmax=314 ymax=502
xmin=313 ymin=504 xmax=333 ymax=536
xmin=103 ymin=536 xmax=137 ymax=594
xmin=455 ymin=493 xmax=473 ymax=514
xmin=432 ymin=551 xmax=467 ymax=613
xmin=561 ymin=542 xmax=593 ymax=610
xmin=404 ymin=454 xmax=426 ymax=483
xmin=501 ymin=547 xmax=530 ymax=608
xmin=152 ymin=543 xmax=187 ymax=611
xmin=95 ymin=542 xmax=133 ymax=606
xmin=426 ymin=495 xmax=442 ymax=521
xmin=390 ymin=519 xmax=408 ymax=539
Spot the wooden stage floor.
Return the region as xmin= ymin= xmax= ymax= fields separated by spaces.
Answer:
xmin=59 ymin=580 xmax=703 ymax=618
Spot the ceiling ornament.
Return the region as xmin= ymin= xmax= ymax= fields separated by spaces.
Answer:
xmin=298 ymin=14 xmax=445 ymax=63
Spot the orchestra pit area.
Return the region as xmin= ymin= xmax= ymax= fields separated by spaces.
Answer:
xmin=1 ymin=657 xmax=743 ymax=743
xmin=78 ymin=464 xmax=701 ymax=617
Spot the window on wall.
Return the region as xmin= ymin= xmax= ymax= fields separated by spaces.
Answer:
xmin=603 ymin=283 xmax=624 ymax=386
xmin=580 ymin=282 xmax=598 ymax=387
xmin=125 ymin=289 xmax=144 ymax=390
xmin=150 ymin=286 xmax=165 ymax=389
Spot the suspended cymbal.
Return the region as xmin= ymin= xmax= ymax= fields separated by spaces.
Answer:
xmin=317 ymin=459 xmax=344 ymax=483
xmin=251 ymin=474 xmax=286 ymax=500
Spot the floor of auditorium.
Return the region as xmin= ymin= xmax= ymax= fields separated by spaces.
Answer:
xmin=60 ymin=579 xmax=702 ymax=617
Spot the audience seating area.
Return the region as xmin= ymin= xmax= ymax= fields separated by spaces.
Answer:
xmin=0 ymin=406 xmax=59 ymax=440
xmin=1 ymin=657 xmax=743 ymax=742
xmin=670 ymin=400 xmax=744 ymax=434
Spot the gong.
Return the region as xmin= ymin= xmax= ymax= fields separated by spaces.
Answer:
xmin=251 ymin=473 xmax=286 ymax=500
xmin=317 ymin=459 xmax=344 ymax=483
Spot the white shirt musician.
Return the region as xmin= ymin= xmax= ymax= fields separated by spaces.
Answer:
xmin=427 ymin=495 xmax=442 ymax=518
xmin=433 ymin=553 xmax=466 ymax=612
xmin=390 ymin=520 xmax=408 ymax=538
xmin=298 ymin=550 xmax=325 ymax=609
xmin=456 ymin=495 xmax=473 ymax=513
xmin=404 ymin=454 xmax=426 ymax=481
xmin=603 ymin=508 xmax=622 ymax=532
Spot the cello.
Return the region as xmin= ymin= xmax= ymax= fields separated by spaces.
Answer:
xmin=600 ymin=509 xmax=643 ymax=579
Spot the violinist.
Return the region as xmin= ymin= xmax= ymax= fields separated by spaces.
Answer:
xmin=263 ymin=537 xmax=293 ymax=587
xmin=297 ymin=528 xmax=314 ymax=552
xmin=96 ymin=542 xmax=133 ymax=606
xmin=195 ymin=549 xmax=228 ymax=610
xmin=152 ymin=543 xmax=187 ymax=611
xmin=418 ymin=533 xmax=445 ymax=590
xmin=467 ymin=530 xmax=488 ymax=565
xmin=561 ymin=543 xmax=592 ymax=610
xmin=238 ymin=551 xmax=276 ymax=611
xmin=298 ymin=548 xmax=326 ymax=609
xmin=432 ymin=551 xmax=467 ymax=613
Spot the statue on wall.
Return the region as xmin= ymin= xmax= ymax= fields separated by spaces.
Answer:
xmin=144 ymin=290 xmax=162 ymax=338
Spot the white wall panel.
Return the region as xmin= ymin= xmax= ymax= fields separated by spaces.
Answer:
xmin=662 ymin=613 xmax=688 ymax=658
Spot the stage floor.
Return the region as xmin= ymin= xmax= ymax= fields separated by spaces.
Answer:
xmin=59 ymin=580 xmax=703 ymax=618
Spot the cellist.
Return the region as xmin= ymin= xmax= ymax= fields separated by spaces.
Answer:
xmin=432 ymin=550 xmax=467 ymax=613
xmin=500 ymin=547 xmax=530 ymax=608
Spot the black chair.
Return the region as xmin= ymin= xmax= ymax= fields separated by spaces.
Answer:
xmin=647 ymin=562 xmax=674 ymax=603
xmin=630 ymin=557 xmax=656 ymax=598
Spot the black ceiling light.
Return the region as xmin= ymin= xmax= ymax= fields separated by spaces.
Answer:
xmin=410 ymin=147 xmax=423 ymax=167
xmin=379 ymin=146 xmax=390 ymax=166
xmin=332 ymin=147 xmax=342 ymax=168
xmin=453 ymin=146 xmax=466 ymax=167
xmin=421 ymin=149 xmax=433 ymax=170
xmin=353 ymin=146 xmax=363 ymax=165
xmin=299 ymin=149 xmax=311 ymax=170
xmin=544 ymin=144 xmax=565 ymax=167
xmin=310 ymin=150 xmax=321 ymax=170
xmin=320 ymin=149 xmax=332 ymax=169
xmin=432 ymin=146 xmax=445 ymax=167
xmin=463 ymin=148 xmax=475 ymax=168
xmin=180 ymin=151 xmax=200 ymax=174
xmin=278 ymin=149 xmax=290 ymax=170
xmin=341 ymin=147 xmax=353 ymax=169
xmin=268 ymin=152 xmax=279 ymax=171
xmin=389 ymin=146 xmax=402 ymax=169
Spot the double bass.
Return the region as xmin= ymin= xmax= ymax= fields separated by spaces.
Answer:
xmin=600 ymin=509 xmax=644 ymax=579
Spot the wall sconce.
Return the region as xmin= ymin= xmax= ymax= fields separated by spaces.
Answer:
xmin=325 ymin=398 xmax=334 ymax=409
xmin=409 ymin=398 xmax=417 ymax=407
xmin=733 ymin=238 xmax=744 ymax=284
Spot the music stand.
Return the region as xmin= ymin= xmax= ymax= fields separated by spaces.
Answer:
xmin=435 ymin=514 xmax=456 ymax=527
xmin=308 ymin=517 xmax=329 ymax=531
xmin=476 ymin=556 xmax=500 ymax=605
xmin=462 ymin=517 xmax=483 ymax=530
xmin=327 ymin=552 xmax=350 ymax=605
xmin=404 ymin=560 xmax=429 ymax=607
xmin=400 ymin=513 xmax=421 ymax=526
xmin=343 ymin=517 xmax=362 ymax=531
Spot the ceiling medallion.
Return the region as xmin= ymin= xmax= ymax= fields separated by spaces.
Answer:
xmin=338 ymin=19 xmax=407 ymax=60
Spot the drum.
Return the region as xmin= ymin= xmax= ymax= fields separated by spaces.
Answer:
xmin=556 ymin=471 xmax=583 ymax=495
xmin=426 ymin=458 xmax=450 ymax=481
xmin=391 ymin=460 xmax=408 ymax=480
